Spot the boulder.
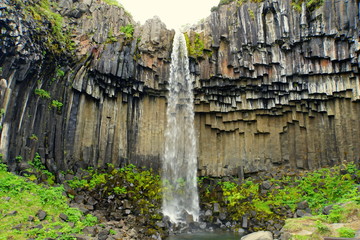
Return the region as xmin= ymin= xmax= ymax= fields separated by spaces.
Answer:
xmin=240 ymin=231 xmax=273 ymax=240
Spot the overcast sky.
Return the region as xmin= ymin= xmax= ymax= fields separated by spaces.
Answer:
xmin=119 ymin=0 xmax=218 ymax=30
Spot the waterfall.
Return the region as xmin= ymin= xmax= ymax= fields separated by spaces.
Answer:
xmin=162 ymin=31 xmax=199 ymax=223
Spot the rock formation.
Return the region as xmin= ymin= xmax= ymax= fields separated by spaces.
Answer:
xmin=191 ymin=0 xmax=360 ymax=176
xmin=0 ymin=0 xmax=360 ymax=177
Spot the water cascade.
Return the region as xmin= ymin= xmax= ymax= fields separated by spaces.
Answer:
xmin=162 ymin=31 xmax=199 ymax=223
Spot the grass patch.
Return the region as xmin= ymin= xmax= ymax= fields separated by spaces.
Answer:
xmin=0 ymin=162 xmax=97 ymax=239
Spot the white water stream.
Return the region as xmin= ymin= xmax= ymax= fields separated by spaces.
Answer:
xmin=162 ymin=31 xmax=199 ymax=223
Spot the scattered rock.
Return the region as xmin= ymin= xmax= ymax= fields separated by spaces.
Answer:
xmin=6 ymin=210 xmax=17 ymax=216
xmin=213 ymin=203 xmax=220 ymax=213
xmin=53 ymin=225 xmax=63 ymax=230
xmin=199 ymin=222 xmax=207 ymax=230
xmin=11 ymin=224 xmax=22 ymax=230
xmin=296 ymin=201 xmax=309 ymax=210
xmin=33 ymin=224 xmax=43 ymax=229
xmin=74 ymin=194 xmax=85 ymax=204
xmin=98 ymin=230 xmax=109 ymax=240
xmin=205 ymin=210 xmax=212 ymax=216
xmin=36 ymin=210 xmax=47 ymax=221
xmin=59 ymin=213 xmax=68 ymax=221
xmin=83 ymin=226 xmax=97 ymax=236
xmin=28 ymin=215 xmax=35 ymax=221
xmin=86 ymin=196 xmax=98 ymax=206
xmin=355 ymin=229 xmax=360 ymax=238
xmin=261 ymin=181 xmax=272 ymax=190
xmin=322 ymin=205 xmax=333 ymax=215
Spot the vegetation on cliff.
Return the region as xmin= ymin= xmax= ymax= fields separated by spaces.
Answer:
xmin=12 ymin=0 xmax=75 ymax=54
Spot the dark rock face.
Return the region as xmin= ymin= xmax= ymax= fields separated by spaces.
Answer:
xmin=0 ymin=0 xmax=360 ymax=176
xmin=190 ymin=0 xmax=360 ymax=176
xmin=0 ymin=0 xmax=173 ymax=172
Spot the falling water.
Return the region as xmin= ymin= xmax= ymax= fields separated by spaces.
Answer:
xmin=162 ymin=31 xmax=199 ymax=223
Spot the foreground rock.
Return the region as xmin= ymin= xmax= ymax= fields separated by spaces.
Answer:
xmin=241 ymin=231 xmax=273 ymax=240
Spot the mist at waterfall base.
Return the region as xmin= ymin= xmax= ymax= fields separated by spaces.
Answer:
xmin=162 ymin=31 xmax=199 ymax=223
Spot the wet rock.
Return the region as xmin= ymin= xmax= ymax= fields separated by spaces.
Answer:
xmin=219 ymin=212 xmax=227 ymax=220
xmin=156 ymin=221 xmax=166 ymax=228
xmin=242 ymin=216 xmax=248 ymax=228
xmin=213 ymin=202 xmax=220 ymax=213
xmin=199 ymin=222 xmax=207 ymax=230
xmin=205 ymin=210 xmax=212 ymax=216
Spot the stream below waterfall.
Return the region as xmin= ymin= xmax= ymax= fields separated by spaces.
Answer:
xmin=166 ymin=231 xmax=240 ymax=240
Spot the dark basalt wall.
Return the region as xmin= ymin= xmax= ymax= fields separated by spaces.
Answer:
xmin=190 ymin=0 xmax=360 ymax=176
xmin=0 ymin=0 xmax=359 ymax=176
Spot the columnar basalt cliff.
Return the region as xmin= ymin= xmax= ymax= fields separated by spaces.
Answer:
xmin=190 ymin=0 xmax=360 ymax=176
xmin=0 ymin=0 xmax=360 ymax=177
xmin=0 ymin=0 xmax=173 ymax=173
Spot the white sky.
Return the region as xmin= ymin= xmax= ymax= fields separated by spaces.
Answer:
xmin=118 ymin=0 xmax=218 ymax=30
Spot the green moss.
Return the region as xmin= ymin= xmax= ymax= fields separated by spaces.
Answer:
xmin=106 ymin=29 xmax=118 ymax=43
xmin=248 ymin=8 xmax=255 ymax=20
xmin=291 ymin=0 xmax=324 ymax=12
xmin=51 ymin=100 xmax=63 ymax=111
xmin=102 ymin=0 xmax=123 ymax=7
xmin=184 ymin=32 xmax=206 ymax=59
xmin=120 ymin=24 xmax=134 ymax=39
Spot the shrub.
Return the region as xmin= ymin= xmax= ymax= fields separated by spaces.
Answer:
xmin=120 ymin=24 xmax=134 ymax=39
xmin=35 ymin=88 xmax=51 ymax=99
xmin=29 ymin=134 xmax=38 ymax=141
xmin=337 ymin=227 xmax=356 ymax=238
xmin=51 ymin=100 xmax=63 ymax=110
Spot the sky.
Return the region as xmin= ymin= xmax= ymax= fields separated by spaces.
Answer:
xmin=118 ymin=0 xmax=218 ymax=30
